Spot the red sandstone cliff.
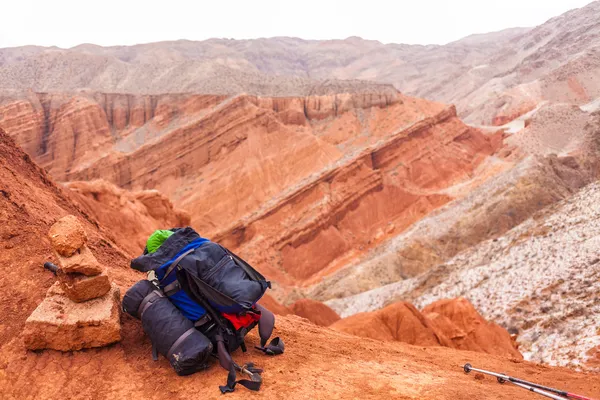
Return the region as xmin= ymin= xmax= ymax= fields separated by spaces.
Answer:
xmin=6 ymin=126 xmax=596 ymax=400
xmin=0 ymin=90 xmax=503 ymax=295
xmin=65 ymin=180 xmax=190 ymax=255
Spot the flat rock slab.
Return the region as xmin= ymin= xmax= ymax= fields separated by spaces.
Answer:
xmin=56 ymin=245 xmax=103 ymax=276
xmin=58 ymin=268 xmax=111 ymax=302
xmin=23 ymin=282 xmax=121 ymax=351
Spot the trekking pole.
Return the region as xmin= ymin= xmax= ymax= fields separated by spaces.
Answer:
xmin=464 ymin=364 xmax=597 ymax=400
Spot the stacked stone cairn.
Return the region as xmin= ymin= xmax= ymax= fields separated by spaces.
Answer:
xmin=22 ymin=215 xmax=122 ymax=351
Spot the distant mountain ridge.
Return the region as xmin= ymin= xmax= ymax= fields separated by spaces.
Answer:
xmin=1 ymin=1 xmax=599 ymax=123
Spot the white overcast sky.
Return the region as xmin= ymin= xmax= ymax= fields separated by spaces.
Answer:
xmin=0 ymin=0 xmax=594 ymax=48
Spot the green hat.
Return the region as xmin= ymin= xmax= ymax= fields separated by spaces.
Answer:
xmin=146 ymin=229 xmax=174 ymax=253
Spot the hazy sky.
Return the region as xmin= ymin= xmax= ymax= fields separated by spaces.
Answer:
xmin=0 ymin=0 xmax=594 ymax=48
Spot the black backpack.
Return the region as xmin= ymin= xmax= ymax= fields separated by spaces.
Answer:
xmin=125 ymin=227 xmax=284 ymax=393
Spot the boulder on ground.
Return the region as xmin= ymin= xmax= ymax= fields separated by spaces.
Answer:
xmin=48 ymin=215 xmax=88 ymax=257
xmin=23 ymin=282 xmax=121 ymax=351
xmin=55 ymin=245 xmax=103 ymax=276
xmin=57 ymin=269 xmax=111 ymax=303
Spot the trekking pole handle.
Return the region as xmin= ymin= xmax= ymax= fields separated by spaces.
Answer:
xmin=43 ymin=262 xmax=60 ymax=275
xmin=510 ymin=381 xmax=573 ymax=400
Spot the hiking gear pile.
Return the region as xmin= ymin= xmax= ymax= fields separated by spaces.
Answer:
xmin=124 ymin=227 xmax=284 ymax=393
xmin=463 ymin=364 xmax=597 ymax=400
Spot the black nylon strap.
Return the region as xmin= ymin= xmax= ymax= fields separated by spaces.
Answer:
xmin=252 ymin=304 xmax=284 ymax=356
xmin=152 ymin=344 xmax=159 ymax=361
xmin=254 ymin=304 xmax=275 ymax=347
xmin=255 ymin=337 xmax=285 ymax=356
xmin=215 ymin=334 xmax=263 ymax=393
xmin=167 ymin=327 xmax=196 ymax=357
xmin=160 ymin=248 xmax=195 ymax=284
xmin=138 ymin=290 xmax=164 ymax=319
xmin=163 ymin=280 xmax=181 ymax=296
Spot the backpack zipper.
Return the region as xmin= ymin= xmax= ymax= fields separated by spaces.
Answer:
xmin=203 ymin=254 xmax=234 ymax=281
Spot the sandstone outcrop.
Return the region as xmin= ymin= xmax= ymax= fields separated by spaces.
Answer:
xmin=322 ymin=107 xmax=600 ymax=311
xmin=423 ymin=298 xmax=522 ymax=359
xmin=331 ymin=301 xmax=446 ymax=345
xmin=1 ymin=90 xmax=503 ymax=296
xmin=290 ymin=298 xmax=341 ymax=326
xmin=1 ymin=127 xmax=599 ymax=400
xmin=205 ymin=101 xmax=501 ymax=292
xmin=331 ymin=298 xmax=522 ymax=359
xmin=66 ymin=180 xmax=190 ymax=255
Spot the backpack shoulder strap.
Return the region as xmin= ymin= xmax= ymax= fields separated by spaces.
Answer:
xmin=254 ymin=304 xmax=285 ymax=355
xmin=215 ymin=333 xmax=263 ymax=394
xmin=159 ymin=248 xmax=195 ymax=284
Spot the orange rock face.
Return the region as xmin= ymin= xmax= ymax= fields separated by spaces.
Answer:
xmin=2 ymin=90 xmax=502 ymax=293
xmin=331 ymin=298 xmax=522 ymax=359
xmin=290 ymin=298 xmax=341 ymax=326
xmin=331 ymin=301 xmax=448 ymax=345
xmin=65 ymin=180 xmax=190 ymax=255
xmin=1 ymin=126 xmax=599 ymax=400
xmin=423 ymin=298 xmax=523 ymax=359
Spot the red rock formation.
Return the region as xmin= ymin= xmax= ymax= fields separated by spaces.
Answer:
xmin=1 ymin=126 xmax=599 ymax=400
xmin=2 ymin=90 xmax=502 ymax=292
xmin=331 ymin=298 xmax=522 ymax=359
xmin=65 ymin=180 xmax=190 ymax=255
xmin=0 ymin=92 xmax=228 ymax=180
xmin=290 ymin=298 xmax=341 ymax=326
xmin=422 ymin=297 xmax=523 ymax=359
xmin=331 ymin=301 xmax=451 ymax=345
xmin=212 ymin=104 xmax=501 ymax=287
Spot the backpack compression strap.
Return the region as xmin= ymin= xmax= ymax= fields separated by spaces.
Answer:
xmin=254 ymin=304 xmax=285 ymax=355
